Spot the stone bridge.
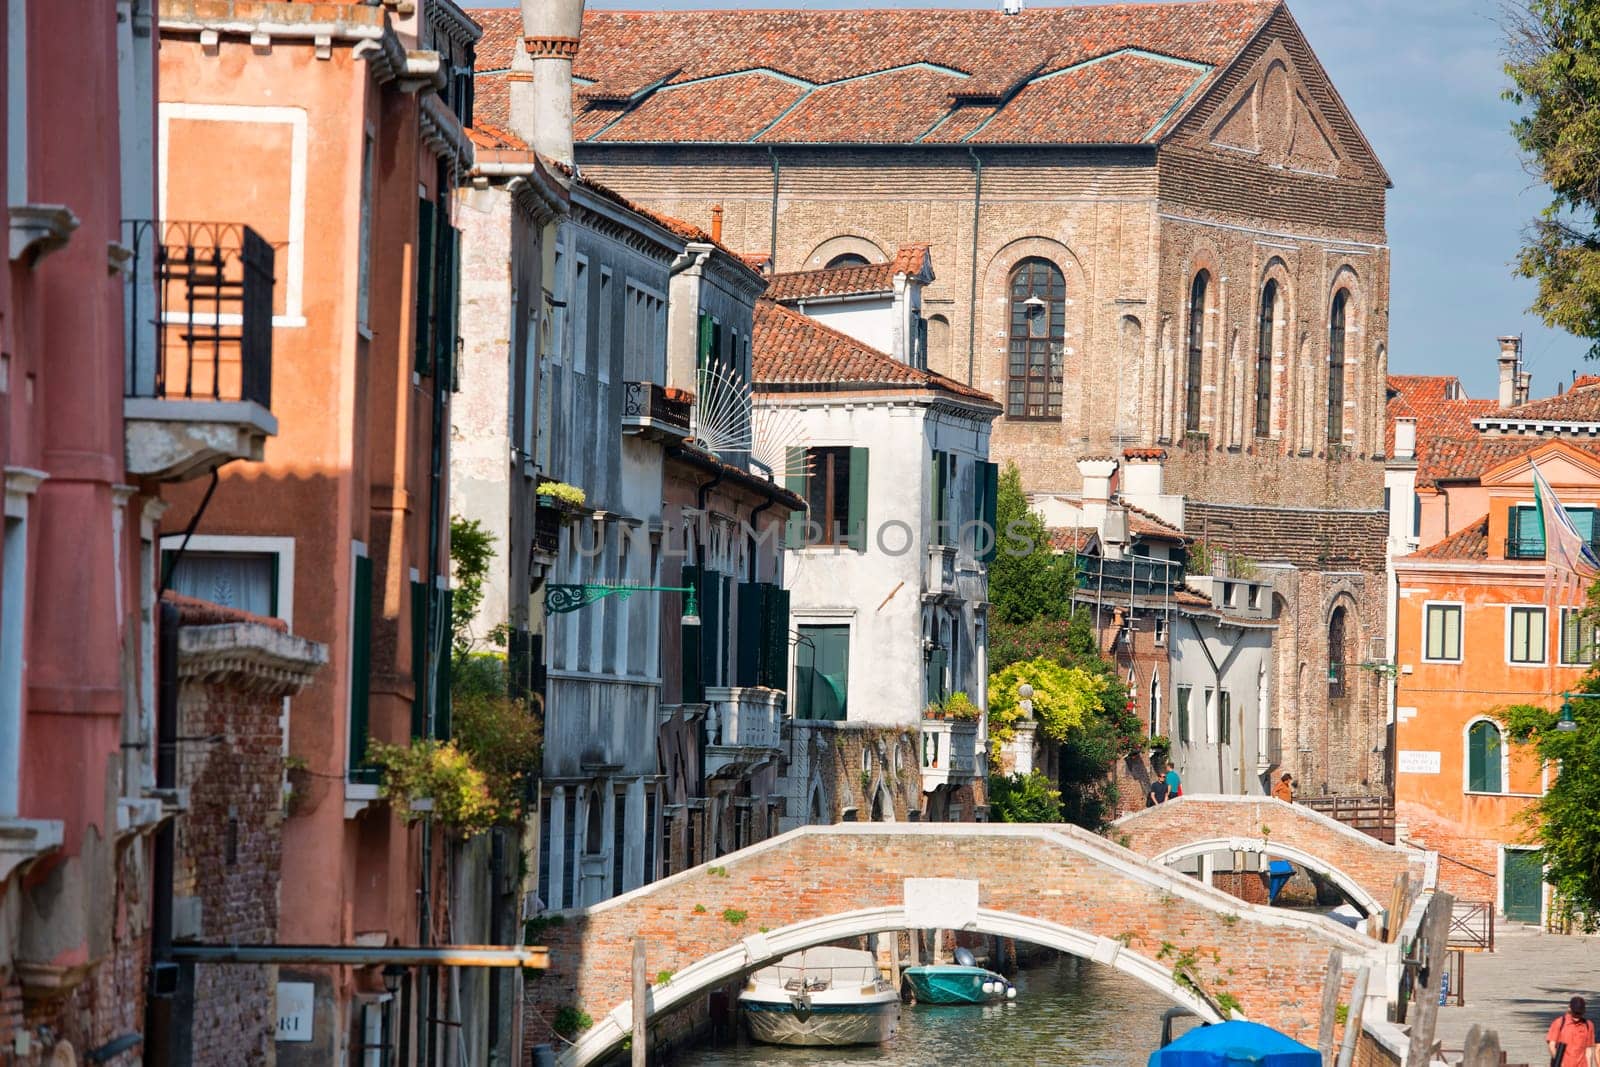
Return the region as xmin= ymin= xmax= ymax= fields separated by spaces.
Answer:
xmin=1113 ymin=797 xmax=1435 ymax=916
xmin=525 ymin=823 xmax=1397 ymax=1066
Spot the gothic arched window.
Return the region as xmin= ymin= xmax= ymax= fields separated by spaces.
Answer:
xmin=1468 ymin=720 xmax=1504 ymax=794
xmin=1328 ymin=290 xmax=1349 ymax=442
xmin=1328 ymin=606 xmax=1348 ymax=699
xmin=1185 ymin=271 xmax=1210 ymax=432
xmin=1006 ymin=258 xmax=1065 ymax=420
xmin=1255 ymin=280 xmax=1278 ymax=436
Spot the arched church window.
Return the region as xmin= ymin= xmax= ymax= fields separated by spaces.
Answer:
xmin=1328 ymin=290 xmax=1349 ymax=442
xmin=1006 ymin=257 xmax=1065 ymax=420
xmin=1256 ymin=280 xmax=1278 ymax=437
xmin=826 ymin=252 xmax=871 ymax=269
xmin=1328 ymin=606 xmax=1348 ymax=699
xmin=1185 ymin=271 xmax=1210 ymax=432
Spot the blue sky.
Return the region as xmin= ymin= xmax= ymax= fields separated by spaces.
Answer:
xmin=480 ymin=0 xmax=1589 ymax=399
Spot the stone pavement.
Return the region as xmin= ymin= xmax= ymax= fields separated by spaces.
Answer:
xmin=1435 ymin=924 xmax=1600 ymax=1065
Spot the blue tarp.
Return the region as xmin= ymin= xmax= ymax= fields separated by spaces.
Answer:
xmin=1148 ymin=1020 xmax=1321 ymax=1066
xmin=1266 ymin=859 xmax=1296 ymax=904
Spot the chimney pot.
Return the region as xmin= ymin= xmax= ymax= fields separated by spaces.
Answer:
xmin=711 ymin=204 xmax=724 ymax=243
xmin=1497 ymin=334 xmax=1522 ymax=409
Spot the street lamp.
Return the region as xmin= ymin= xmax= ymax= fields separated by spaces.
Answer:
xmin=382 ymin=964 xmax=407 ymax=995
xmin=544 ymin=581 xmax=700 ymax=626
xmin=1557 ymin=700 xmax=1579 ymax=733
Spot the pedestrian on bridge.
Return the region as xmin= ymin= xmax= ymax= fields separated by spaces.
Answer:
xmin=1548 ymin=995 xmax=1596 ymax=1066
xmin=1272 ymin=773 xmax=1294 ymax=803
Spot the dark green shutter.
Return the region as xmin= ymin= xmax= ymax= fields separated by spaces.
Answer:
xmin=785 ymin=448 xmax=808 ymax=548
xmin=349 ymin=554 xmax=375 ymax=780
xmin=980 ymin=461 xmax=999 ymax=563
xmin=925 ymin=646 xmax=947 ymax=705
xmin=436 ymin=225 xmax=460 ymax=389
xmin=764 ymin=585 xmax=789 ymax=690
xmin=410 ymin=580 xmax=429 ymax=738
xmin=736 ymin=583 xmax=765 ymax=687
xmin=931 ymin=450 xmax=948 ymax=544
xmin=1468 ymin=721 xmax=1500 ymax=793
xmin=696 ymin=313 xmax=713 ymax=372
xmin=681 ymin=565 xmax=703 ymax=703
xmin=414 ymin=198 xmax=436 ymax=374
xmin=434 ymin=587 xmax=453 ymax=739
xmin=702 ymin=572 xmax=725 ymax=688
xmin=846 ymin=447 xmax=870 ymax=552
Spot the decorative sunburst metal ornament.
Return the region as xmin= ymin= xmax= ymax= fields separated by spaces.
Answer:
xmin=691 ymin=360 xmax=811 ymax=481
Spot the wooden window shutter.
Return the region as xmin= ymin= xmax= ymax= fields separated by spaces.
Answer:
xmin=736 ymin=582 xmax=765 ymax=688
xmin=414 ymin=198 xmax=436 ymax=375
xmin=681 ymin=565 xmax=703 ymax=703
xmin=925 ymin=645 xmax=947 ymax=705
xmin=434 ymin=587 xmax=453 ymax=739
xmin=980 ymin=461 xmax=1000 ymax=563
xmin=764 ymin=585 xmax=789 ymax=691
xmin=846 ymin=447 xmax=870 ymax=552
xmin=410 ymin=579 xmax=429 ymax=738
xmin=435 ymin=225 xmax=460 ymax=389
xmin=785 ymin=448 xmax=808 ymax=548
xmin=349 ymin=554 xmax=375 ymax=780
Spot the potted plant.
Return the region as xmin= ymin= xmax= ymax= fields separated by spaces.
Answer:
xmin=368 ymin=738 xmax=499 ymax=835
xmin=535 ymin=479 xmax=587 ymax=512
xmin=943 ymin=691 xmax=980 ymax=722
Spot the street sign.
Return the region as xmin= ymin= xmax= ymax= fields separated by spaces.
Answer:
xmin=276 ymin=981 xmax=315 ymax=1043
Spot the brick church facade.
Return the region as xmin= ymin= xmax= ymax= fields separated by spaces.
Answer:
xmin=472 ymin=0 xmax=1392 ymax=796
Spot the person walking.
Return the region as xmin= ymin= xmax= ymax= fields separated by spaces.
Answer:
xmin=1272 ymin=773 xmax=1294 ymax=803
xmin=1164 ymin=765 xmax=1182 ymax=799
xmin=1147 ymin=775 xmax=1171 ymax=807
xmin=1548 ymin=996 xmax=1597 ymax=1066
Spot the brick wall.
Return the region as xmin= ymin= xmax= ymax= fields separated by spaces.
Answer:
xmin=523 ymin=822 xmax=1385 ymax=1064
xmin=1396 ymin=801 xmax=1498 ymax=904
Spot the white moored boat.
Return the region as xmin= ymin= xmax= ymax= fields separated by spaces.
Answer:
xmin=739 ymin=946 xmax=901 ymax=1047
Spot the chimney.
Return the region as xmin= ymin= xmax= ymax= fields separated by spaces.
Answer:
xmin=711 ymin=204 xmax=724 ymax=244
xmin=1076 ymin=457 xmax=1118 ymax=536
xmin=1516 ymin=371 xmax=1532 ymax=407
xmin=1497 ymin=335 xmax=1521 ymax=409
xmin=522 ymin=0 xmax=586 ymax=167
xmin=1394 ymin=417 xmax=1416 ymax=461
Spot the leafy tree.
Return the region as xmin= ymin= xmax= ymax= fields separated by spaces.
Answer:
xmin=989 ymin=462 xmax=1074 ymax=624
xmin=1506 ymin=683 xmax=1600 ymax=926
xmin=1505 ymin=1 xmax=1600 ymax=354
xmin=988 ymin=770 xmax=1065 ymax=823
xmin=449 ymin=515 xmax=501 ymax=655
xmin=988 ymin=656 xmax=1108 ymax=756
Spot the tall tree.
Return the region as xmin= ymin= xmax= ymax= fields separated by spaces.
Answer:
xmin=989 ymin=461 xmax=1074 ymax=624
xmin=1506 ymin=1 xmax=1600 ymax=353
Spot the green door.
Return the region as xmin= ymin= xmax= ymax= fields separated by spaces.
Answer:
xmin=796 ymin=624 xmax=849 ymax=721
xmin=1504 ymin=849 xmax=1543 ymax=925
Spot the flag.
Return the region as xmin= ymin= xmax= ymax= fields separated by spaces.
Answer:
xmin=1532 ymin=460 xmax=1600 ymax=605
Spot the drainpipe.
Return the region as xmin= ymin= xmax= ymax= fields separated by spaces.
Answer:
xmin=966 ymin=147 xmax=984 ymax=386
xmin=766 ymin=146 xmax=781 ymax=270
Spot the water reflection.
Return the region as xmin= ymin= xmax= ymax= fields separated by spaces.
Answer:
xmin=685 ymin=953 xmax=1175 ymax=1066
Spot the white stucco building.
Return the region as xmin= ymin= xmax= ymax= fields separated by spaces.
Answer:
xmin=753 ymin=286 xmax=1001 ymax=823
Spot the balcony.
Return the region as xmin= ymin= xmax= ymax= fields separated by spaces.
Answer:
xmin=122 ymin=220 xmax=278 ymax=482
xmin=926 ymin=544 xmax=957 ymax=596
xmin=1076 ymin=552 xmax=1185 ymax=600
xmin=1505 ymin=536 xmax=1545 ymax=561
xmin=919 ymin=716 xmax=980 ymax=792
xmin=621 ymin=380 xmax=692 ymax=442
xmin=703 ymin=686 xmax=784 ymax=777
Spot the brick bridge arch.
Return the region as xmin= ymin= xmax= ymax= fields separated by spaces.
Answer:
xmin=1114 ymin=797 xmax=1434 ymax=915
xmin=527 ymin=823 xmax=1394 ymax=1066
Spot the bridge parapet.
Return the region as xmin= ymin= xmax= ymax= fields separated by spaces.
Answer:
xmin=1113 ymin=796 xmax=1435 ymax=915
xmin=523 ymin=822 xmax=1396 ymax=1066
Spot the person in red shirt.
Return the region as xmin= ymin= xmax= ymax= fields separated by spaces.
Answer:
xmin=1548 ymin=996 xmax=1597 ymax=1066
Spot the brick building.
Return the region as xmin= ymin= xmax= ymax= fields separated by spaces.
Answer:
xmin=470 ymin=0 xmax=1393 ymax=797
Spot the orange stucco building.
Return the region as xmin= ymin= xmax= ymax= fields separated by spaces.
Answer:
xmin=1394 ymin=424 xmax=1600 ymax=925
xmin=155 ymin=1 xmax=478 ymax=1060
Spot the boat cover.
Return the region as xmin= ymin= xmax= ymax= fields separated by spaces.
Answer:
xmin=1147 ymin=1020 xmax=1320 ymax=1066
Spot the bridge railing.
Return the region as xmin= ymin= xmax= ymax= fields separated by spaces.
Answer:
xmin=1296 ymin=794 xmax=1395 ymax=844
xmin=1447 ymin=899 xmax=1494 ymax=953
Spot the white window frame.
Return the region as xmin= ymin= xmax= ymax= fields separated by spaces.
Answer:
xmin=1462 ymin=714 xmax=1510 ymax=797
xmin=1 ymin=468 xmax=47 ymax=816
xmin=158 ymin=534 xmax=296 ymax=625
xmin=1505 ymin=604 xmax=1547 ymax=667
xmin=1422 ymin=600 xmax=1464 ymax=664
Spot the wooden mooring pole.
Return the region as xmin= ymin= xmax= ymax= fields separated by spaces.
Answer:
xmin=1316 ymin=949 xmax=1342 ymax=1062
xmin=632 ymin=938 xmax=648 ymax=1067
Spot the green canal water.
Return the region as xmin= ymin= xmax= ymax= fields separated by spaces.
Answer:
xmin=681 ymin=953 xmax=1181 ymax=1066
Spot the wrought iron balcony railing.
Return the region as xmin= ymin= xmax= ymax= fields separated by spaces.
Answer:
xmin=123 ymin=220 xmax=274 ymax=409
xmin=621 ymin=379 xmax=692 ymax=440
xmin=1075 ymin=553 xmax=1186 ymax=598
xmin=1504 ymin=536 xmax=1545 ymax=561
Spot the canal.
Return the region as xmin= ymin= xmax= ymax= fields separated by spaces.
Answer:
xmin=684 ymin=952 xmax=1179 ymax=1066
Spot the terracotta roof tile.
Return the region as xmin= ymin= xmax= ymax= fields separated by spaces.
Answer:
xmin=467 ymin=121 xmax=525 ymax=151
xmin=1574 ymin=375 xmax=1600 ymax=390
xmin=1124 ymin=447 xmax=1167 ymax=461
xmin=765 ymin=245 xmax=933 ymax=302
xmin=1409 ymin=515 xmax=1489 ymax=561
xmin=1413 ymin=434 xmax=1600 ymax=489
xmin=162 ymin=590 xmax=288 ymax=633
xmin=1049 ymin=526 xmax=1100 ymax=553
xmin=1124 ymin=502 xmax=1187 ymax=542
xmin=468 ymin=3 xmax=1276 ymax=147
xmin=753 ymin=299 xmax=998 ymax=407
xmin=1481 ymin=379 xmax=1600 ymax=425
xmin=1386 ymin=374 xmax=1496 ymax=463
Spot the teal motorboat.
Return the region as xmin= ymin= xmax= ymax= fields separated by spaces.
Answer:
xmin=903 ymin=949 xmax=1016 ymax=1005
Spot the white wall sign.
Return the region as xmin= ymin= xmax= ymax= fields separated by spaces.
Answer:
xmin=1397 ymin=750 xmax=1441 ymax=775
xmin=276 ymin=981 xmax=315 ymax=1043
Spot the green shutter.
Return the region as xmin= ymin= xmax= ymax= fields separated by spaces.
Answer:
xmin=846 ymin=447 xmax=870 ymax=552
xmin=414 ymin=198 xmax=436 ymax=374
xmin=1176 ymin=686 xmax=1190 ymax=744
xmin=349 ymin=554 xmax=375 ymax=780
xmin=696 ymin=313 xmax=713 ymax=372
xmin=925 ymin=646 xmax=947 ymax=705
xmin=436 ymin=225 xmax=460 ymax=389
xmin=931 ymin=450 xmax=948 ymax=544
xmin=785 ymin=448 xmax=808 ymax=549
xmin=703 ymin=572 xmax=726 ymax=687
xmin=434 ymin=587 xmax=453 ymax=740
xmin=981 ymin=461 xmax=999 ymax=563
xmin=764 ymin=585 xmax=789 ymax=691
xmin=410 ymin=580 xmax=429 ymax=738
xmin=681 ymin=565 xmax=703 ymax=703
xmin=736 ymin=582 xmax=765 ymax=687
xmin=1469 ymin=721 xmax=1501 ymax=793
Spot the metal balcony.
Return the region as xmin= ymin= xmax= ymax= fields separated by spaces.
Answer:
xmin=621 ymin=380 xmax=692 ymax=442
xmin=1504 ymin=536 xmax=1545 ymax=561
xmin=122 ymin=220 xmax=278 ymax=481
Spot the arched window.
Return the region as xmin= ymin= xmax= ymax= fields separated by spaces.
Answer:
xmin=1255 ymin=280 xmax=1278 ymax=437
xmin=826 ymin=252 xmax=871 ymax=269
xmin=1328 ymin=290 xmax=1348 ymax=442
xmin=926 ymin=314 xmax=951 ymax=372
xmin=585 ymin=787 xmax=604 ymax=854
xmin=1185 ymin=271 xmax=1210 ymax=432
xmin=1467 ymin=720 xmax=1504 ymax=793
xmin=1006 ymin=258 xmax=1065 ymax=420
xmin=1328 ymin=606 xmax=1347 ymax=698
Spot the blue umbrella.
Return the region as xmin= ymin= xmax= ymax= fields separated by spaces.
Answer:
xmin=1148 ymin=1020 xmax=1321 ymax=1066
